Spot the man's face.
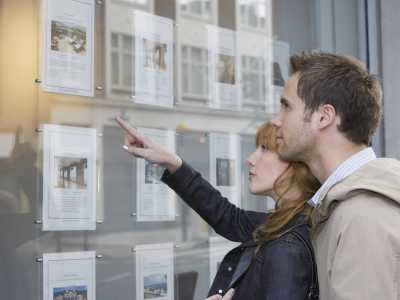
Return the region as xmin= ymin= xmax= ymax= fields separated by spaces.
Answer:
xmin=271 ymin=73 xmax=316 ymax=162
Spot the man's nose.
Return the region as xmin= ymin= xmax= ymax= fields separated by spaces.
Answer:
xmin=271 ymin=113 xmax=282 ymax=127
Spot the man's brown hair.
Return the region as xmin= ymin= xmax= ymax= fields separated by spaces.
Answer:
xmin=290 ymin=52 xmax=382 ymax=145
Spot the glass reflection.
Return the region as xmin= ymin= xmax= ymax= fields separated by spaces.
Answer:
xmin=181 ymin=45 xmax=209 ymax=99
xmin=180 ymin=0 xmax=212 ymax=19
xmin=239 ymin=0 xmax=269 ymax=30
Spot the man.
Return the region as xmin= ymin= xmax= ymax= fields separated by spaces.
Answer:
xmin=271 ymin=52 xmax=400 ymax=299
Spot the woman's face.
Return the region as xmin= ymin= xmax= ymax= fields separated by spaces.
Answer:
xmin=247 ymin=145 xmax=289 ymax=197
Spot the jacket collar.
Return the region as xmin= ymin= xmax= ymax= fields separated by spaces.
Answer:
xmin=309 ymin=147 xmax=376 ymax=208
xmin=312 ymin=158 xmax=400 ymax=225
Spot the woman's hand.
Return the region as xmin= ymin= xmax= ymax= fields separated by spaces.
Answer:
xmin=206 ymin=289 xmax=235 ymax=300
xmin=115 ymin=116 xmax=182 ymax=173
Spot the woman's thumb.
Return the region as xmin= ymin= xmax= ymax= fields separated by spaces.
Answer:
xmin=223 ymin=289 xmax=235 ymax=299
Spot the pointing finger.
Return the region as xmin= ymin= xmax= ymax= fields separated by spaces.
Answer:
xmin=122 ymin=145 xmax=149 ymax=159
xmin=115 ymin=116 xmax=146 ymax=142
xmin=115 ymin=116 xmax=136 ymax=135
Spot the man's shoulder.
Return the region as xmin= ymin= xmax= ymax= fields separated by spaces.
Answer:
xmin=329 ymin=192 xmax=400 ymax=226
xmin=324 ymin=157 xmax=400 ymax=209
xmin=351 ymin=157 xmax=400 ymax=180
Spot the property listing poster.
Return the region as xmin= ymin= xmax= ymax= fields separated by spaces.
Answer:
xmin=136 ymin=128 xmax=175 ymax=222
xmin=270 ymin=40 xmax=290 ymax=113
xmin=42 ymin=124 xmax=97 ymax=231
xmin=134 ymin=10 xmax=174 ymax=107
xmin=209 ymin=133 xmax=241 ymax=207
xmin=209 ymin=236 xmax=239 ymax=286
xmin=207 ymin=26 xmax=240 ymax=111
xmin=43 ymin=251 xmax=95 ymax=300
xmin=135 ymin=243 xmax=174 ymax=300
xmin=42 ymin=0 xmax=94 ymax=96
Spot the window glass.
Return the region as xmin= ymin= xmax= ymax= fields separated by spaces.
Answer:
xmin=189 ymin=1 xmax=202 ymax=15
xmin=122 ymin=54 xmax=133 ymax=86
xmin=111 ymin=33 xmax=119 ymax=48
xmin=122 ymin=35 xmax=133 ymax=51
xmin=0 ymin=0 xmax=374 ymax=299
xmin=111 ymin=52 xmax=119 ymax=85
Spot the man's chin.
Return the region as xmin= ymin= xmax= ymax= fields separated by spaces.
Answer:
xmin=276 ymin=144 xmax=285 ymax=157
xmin=277 ymin=147 xmax=296 ymax=162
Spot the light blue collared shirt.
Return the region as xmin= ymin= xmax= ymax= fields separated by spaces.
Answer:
xmin=308 ymin=147 xmax=377 ymax=207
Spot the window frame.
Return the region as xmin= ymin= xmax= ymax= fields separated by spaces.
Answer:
xmin=180 ymin=44 xmax=210 ymax=101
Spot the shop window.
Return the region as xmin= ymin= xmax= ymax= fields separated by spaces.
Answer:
xmin=239 ymin=0 xmax=269 ymax=31
xmin=180 ymin=0 xmax=212 ymax=20
xmin=241 ymin=55 xmax=267 ymax=109
xmin=110 ymin=33 xmax=135 ymax=95
xmin=181 ymin=45 xmax=209 ymax=100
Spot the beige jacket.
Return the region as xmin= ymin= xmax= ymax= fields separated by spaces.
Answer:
xmin=312 ymin=158 xmax=400 ymax=300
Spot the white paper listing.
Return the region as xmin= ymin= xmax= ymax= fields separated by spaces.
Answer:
xmin=207 ymin=26 xmax=240 ymax=111
xmin=135 ymin=243 xmax=174 ymax=300
xmin=43 ymin=251 xmax=96 ymax=300
xmin=134 ymin=10 xmax=174 ymax=108
xmin=136 ymin=127 xmax=176 ymax=222
xmin=42 ymin=0 xmax=94 ymax=97
xmin=42 ymin=124 xmax=97 ymax=231
xmin=209 ymin=132 xmax=241 ymax=207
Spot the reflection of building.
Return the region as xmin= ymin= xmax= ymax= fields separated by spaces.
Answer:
xmin=177 ymin=1 xmax=274 ymax=111
xmin=216 ymin=158 xmax=235 ymax=186
xmin=237 ymin=1 xmax=273 ymax=112
xmin=106 ymin=1 xmax=150 ymax=97
xmin=104 ymin=0 xmax=279 ymax=112
xmin=57 ymin=158 xmax=87 ymax=189
xmin=273 ymin=61 xmax=284 ymax=86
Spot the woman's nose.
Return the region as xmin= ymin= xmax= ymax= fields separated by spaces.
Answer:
xmin=246 ymin=152 xmax=256 ymax=166
xmin=246 ymin=158 xmax=253 ymax=166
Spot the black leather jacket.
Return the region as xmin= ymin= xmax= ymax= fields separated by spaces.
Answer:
xmin=162 ymin=162 xmax=318 ymax=300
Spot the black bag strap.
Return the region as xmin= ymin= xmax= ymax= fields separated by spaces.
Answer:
xmin=290 ymin=230 xmax=319 ymax=300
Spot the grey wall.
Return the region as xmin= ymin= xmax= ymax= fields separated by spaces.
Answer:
xmin=380 ymin=0 xmax=400 ymax=158
xmin=272 ymin=0 xmax=318 ymax=54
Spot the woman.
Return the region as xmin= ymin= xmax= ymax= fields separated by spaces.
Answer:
xmin=116 ymin=117 xmax=320 ymax=300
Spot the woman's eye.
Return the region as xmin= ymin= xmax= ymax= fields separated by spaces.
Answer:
xmin=260 ymin=145 xmax=267 ymax=151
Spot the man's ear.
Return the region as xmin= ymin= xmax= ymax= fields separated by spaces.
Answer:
xmin=317 ymin=104 xmax=336 ymax=129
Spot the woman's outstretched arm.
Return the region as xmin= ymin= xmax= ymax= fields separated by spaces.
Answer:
xmin=116 ymin=116 xmax=267 ymax=242
xmin=162 ymin=160 xmax=266 ymax=242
